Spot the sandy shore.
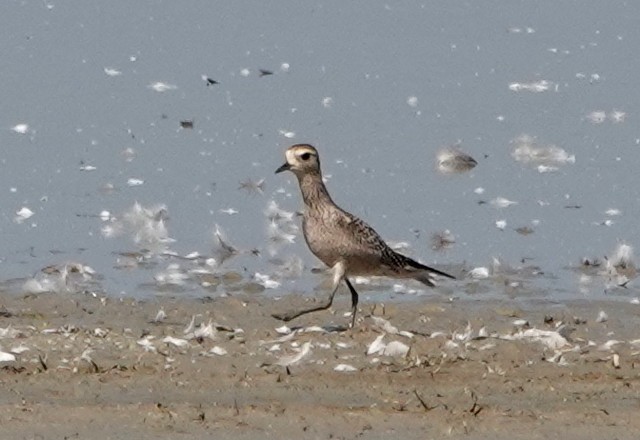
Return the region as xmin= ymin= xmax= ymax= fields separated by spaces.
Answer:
xmin=1 ymin=290 xmax=639 ymax=439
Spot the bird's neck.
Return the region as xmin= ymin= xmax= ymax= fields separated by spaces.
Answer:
xmin=297 ymin=171 xmax=334 ymax=210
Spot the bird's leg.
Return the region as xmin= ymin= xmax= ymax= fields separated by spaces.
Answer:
xmin=272 ymin=261 xmax=345 ymax=322
xmin=344 ymin=278 xmax=359 ymax=328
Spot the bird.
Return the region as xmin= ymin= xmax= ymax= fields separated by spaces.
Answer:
xmin=273 ymin=144 xmax=455 ymax=328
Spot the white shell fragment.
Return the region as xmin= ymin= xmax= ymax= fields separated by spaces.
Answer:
xmin=210 ymin=346 xmax=228 ymax=356
xmin=367 ymin=334 xmax=386 ymax=355
xmin=596 ymin=311 xmax=608 ymax=323
xmin=382 ymin=341 xmax=410 ymax=357
xmin=334 ymin=364 xmax=357 ymax=372
xmin=469 ymin=267 xmax=490 ymax=279
xmin=275 ymin=341 xmax=312 ymax=367
xmin=163 ymin=336 xmax=190 ymax=348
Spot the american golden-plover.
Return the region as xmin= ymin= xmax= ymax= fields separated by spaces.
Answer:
xmin=273 ymin=144 xmax=455 ymax=327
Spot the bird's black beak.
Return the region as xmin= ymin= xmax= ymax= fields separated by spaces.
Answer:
xmin=275 ymin=163 xmax=291 ymax=174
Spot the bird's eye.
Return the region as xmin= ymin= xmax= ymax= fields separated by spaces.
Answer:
xmin=300 ymin=152 xmax=311 ymax=161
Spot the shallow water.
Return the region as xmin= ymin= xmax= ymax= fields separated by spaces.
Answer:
xmin=1 ymin=1 xmax=639 ymax=302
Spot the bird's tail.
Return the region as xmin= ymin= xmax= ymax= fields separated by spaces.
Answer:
xmin=402 ymin=255 xmax=456 ymax=287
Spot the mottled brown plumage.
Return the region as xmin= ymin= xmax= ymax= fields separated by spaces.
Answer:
xmin=272 ymin=144 xmax=454 ymax=327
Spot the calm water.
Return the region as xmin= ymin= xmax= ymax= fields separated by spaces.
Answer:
xmin=1 ymin=1 xmax=639 ymax=302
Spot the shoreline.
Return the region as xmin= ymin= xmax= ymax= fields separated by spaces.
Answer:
xmin=1 ymin=291 xmax=639 ymax=439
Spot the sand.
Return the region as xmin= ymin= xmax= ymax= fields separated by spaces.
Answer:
xmin=1 ymin=290 xmax=640 ymax=439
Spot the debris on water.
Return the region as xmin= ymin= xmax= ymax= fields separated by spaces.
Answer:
xmin=586 ymin=111 xmax=607 ymax=124
xmin=155 ymin=264 xmax=189 ymax=287
xmin=469 ymin=267 xmax=490 ymax=279
xmin=180 ymin=120 xmax=194 ymax=129
xmin=239 ymin=178 xmax=266 ymax=195
xmin=104 ymin=202 xmax=173 ymax=253
xmin=431 ymin=230 xmax=455 ymax=251
xmin=213 ymin=225 xmax=239 ymax=263
xmin=508 ymin=80 xmax=552 ymax=93
xmin=104 ymin=67 xmax=122 ymax=76
xmin=202 ymin=75 xmax=219 ymax=86
xmin=515 ymin=226 xmax=534 ymax=235
xmin=609 ymin=243 xmax=635 ymax=271
xmin=495 ymin=220 xmax=507 ymax=230
xmin=537 ymin=165 xmax=558 ymax=173
xmin=148 ymin=82 xmax=177 ymax=92
xmin=490 ymin=197 xmax=518 ymax=209
xmin=254 ymin=273 xmax=280 ymax=289
xmin=126 ymin=178 xmax=144 ymax=186
xmin=322 ymin=97 xmax=334 ymax=108
xmin=14 ymin=207 xmax=34 ymax=224
xmin=22 ymin=262 xmax=100 ymax=295
xmin=436 ymin=146 xmax=477 ymax=174
xmin=511 ymin=134 xmax=575 ymax=166
xmin=278 ymin=129 xmax=295 ymax=138
xmin=11 ymin=123 xmax=30 ymax=134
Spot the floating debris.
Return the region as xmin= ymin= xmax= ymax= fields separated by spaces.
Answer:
xmin=407 ymin=96 xmax=419 ymax=107
xmin=436 ymin=146 xmax=477 ymax=174
xmin=511 ymin=134 xmax=575 ymax=166
xmin=155 ymin=264 xmax=189 ymax=287
xmin=23 ymin=262 xmax=99 ymax=294
xmin=469 ymin=267 xmax=490 ymax=279
xmin=254 ymin=273 xmax=281 ymax=289
xmin=180 ymin=120 xmax=194 ymax=129
xmin=11 ymin=123 xmax=30 ymax=134
xmin=238 ymin=178 xmax=266 ymax=195
xmin=104 ymin=67 xmax=122 ymax=77
xmin=14 ymin=207 xmax=34 ymax=224
xmin=508 ymin=80 xmax=552 ymax=93
xmin=148 ymin=81 xmax=177 ymax=92
xmin=202 ymin=75 xmax=219 ymax=86
xmin=321 ymin=97 xmax=334 ymax=108
xmin=490 ymin=197 xmax=518 ymax=209
xmin=213 ymin=224 xmax=239 ymax=264
xmin=431 ymin=230 xmax=456 ymax=251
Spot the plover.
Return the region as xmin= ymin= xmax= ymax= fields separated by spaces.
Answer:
xmin=273 ymin=144 xmax=455 ymax=327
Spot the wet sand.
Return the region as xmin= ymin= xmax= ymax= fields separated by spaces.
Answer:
xmin=1 ymin=290 xmax=640 ymax=439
